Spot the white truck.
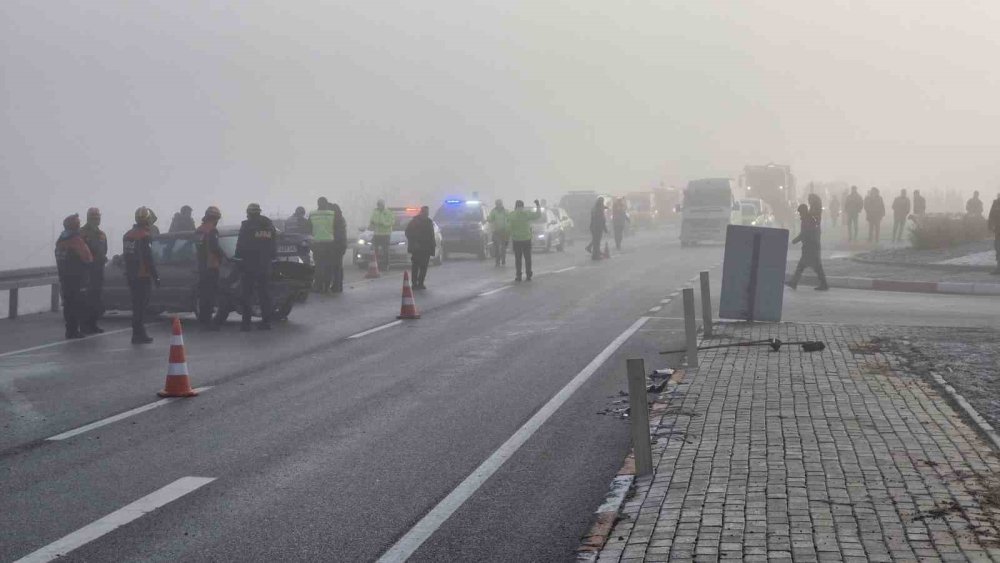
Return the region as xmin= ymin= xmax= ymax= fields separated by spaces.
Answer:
xmin=678 ymin=178 xmax=739 ymax=246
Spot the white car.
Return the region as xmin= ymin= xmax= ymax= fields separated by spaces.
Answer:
xmin=354 ymin=207 xmax=444 ymax=269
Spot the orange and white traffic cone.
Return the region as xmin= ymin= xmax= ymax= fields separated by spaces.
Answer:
xmin=365 ymin=249 xmax=382 ymax=279
xmin=602 ymin=242 xmax=611 ymax=259
xmin=397 ymin=270 xmax=421 ymax=319
xmin=158 ymin=317 xmax=198 ymax=398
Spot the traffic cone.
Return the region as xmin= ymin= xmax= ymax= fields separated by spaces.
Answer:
xmin=397 ymin=270 xmax=421 ymax=319
xmin=365 ymin=249 xmax=381 ymax=279
xmin=158 ymin=317 xmax=198 ymax=398
xmin=602 ymin=242 xmax=611 ymax=259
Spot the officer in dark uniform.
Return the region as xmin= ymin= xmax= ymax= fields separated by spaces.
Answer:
xmin=123 ymin=207 xmax=160 ymax=344
xmin=80 ymin=207 xmax=107 ymax=334
xmin=195 ymin=206 xmax=226 ymax=329
xmin=235 ymin=202 xmax=277 ymax=331
xmin=55 ymin=214 xmax=94 ymax=339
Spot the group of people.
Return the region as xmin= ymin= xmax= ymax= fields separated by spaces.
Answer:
xmin=485 ymin=199 xmax=546 ymax=281
xmin=839 ymin=186 xmax=925 ymax=243
xmin=582 ymin=196 xmax=630 ymax=261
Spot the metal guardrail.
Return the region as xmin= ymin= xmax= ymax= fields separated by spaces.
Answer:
xmin=0 ymin=266 xmax=60 ymax=319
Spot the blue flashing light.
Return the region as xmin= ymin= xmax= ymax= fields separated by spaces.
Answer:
xmin=445 ymin=199 xmax=462 ymax=205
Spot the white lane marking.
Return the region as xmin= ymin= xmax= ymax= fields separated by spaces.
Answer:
xmin=552 ymin=266 xmax=577 ymax=274
xmin=348 ymin=320 xmax=403 ymax=340
xmin=0 ymin=327 xmax=133 ymax=360
xmin=377 ymin=316 xmax=651 ymax=563
xmin=660 ymin=299 xmax=671 ymax=304
xmin=649 ymin=306 xmax=662 ymax=313
xmin=478 ymin=285 xmax=512 ymax=297
xmin=46 ymin=387 xmax=213 ymax=441
xmin=14 ymin=476 xmax=216 ymax=563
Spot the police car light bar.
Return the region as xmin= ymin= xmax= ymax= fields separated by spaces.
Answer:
xmin=445 ymin=199 xmax=462 ymax=204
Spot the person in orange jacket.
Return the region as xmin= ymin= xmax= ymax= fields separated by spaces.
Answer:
xmin=55 ymin=214 xmax=94 ymax=339
xmin=123 ymin=207 xmax=160 ymax=344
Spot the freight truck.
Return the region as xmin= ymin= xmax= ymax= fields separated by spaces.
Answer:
xmin=678 ymin=178 xmax=739 ymax=246
xmin=739 ymin=163 xmax=797 ymax=227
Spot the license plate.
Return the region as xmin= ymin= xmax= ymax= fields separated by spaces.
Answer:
xmin=279 ymin=245 xmax=298 ymax=253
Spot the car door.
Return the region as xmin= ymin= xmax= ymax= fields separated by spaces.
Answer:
xmin=150 ymin=235 xmax=198 ymax=311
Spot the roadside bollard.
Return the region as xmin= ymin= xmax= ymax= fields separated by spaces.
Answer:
xmin=700 ymin=271 xmax=713 ymax=338
xmin=682 ymin=288 xmax=698 ymax=367
xmin=626 ymin=358 xmax=653 ymax=477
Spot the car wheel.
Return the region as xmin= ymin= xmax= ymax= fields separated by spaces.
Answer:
xmin=274 ymin=301 xmax=293 ymax=321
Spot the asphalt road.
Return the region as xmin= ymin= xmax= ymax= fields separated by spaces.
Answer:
xmin=1 ymin=225 xmax=724 ymax=562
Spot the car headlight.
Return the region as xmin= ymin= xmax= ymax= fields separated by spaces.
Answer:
xmin=537 ymin=234 xmax=546 ymax=239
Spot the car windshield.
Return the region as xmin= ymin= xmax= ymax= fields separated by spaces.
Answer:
xmin=219 ymin=235 xmax=237 ymax=257
xmin=150 ymin=238 xmax=196 ymax=263
xmin=434 ymin=204 xmax=482 ymax=222
xmin=684 ymin=187 xmax=732 ymax=206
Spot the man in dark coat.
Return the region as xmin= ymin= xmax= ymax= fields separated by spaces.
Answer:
xmin=235 ymin=203 xmax=277 ymax=330
xmin=168 ymin=205 xmax=197 ymax=233
xmin=787 ymin=204 xmax=829 ymax=291
xmin=843 ymin=186 xmax=864 ymax=241
xmin=891 ymin=189 xmax=911 ymax=243
xmin=330 ymin=203 xmax=348 ymax=293
xmin=80 ymin=207 xmax=107 ymax=334
xmin=405 ymin=206 xmax=436 ymax=290
xmin=55 ymin=214 xmax=94 ymax=339
xmin=913 ymin=190 xmax=926 ymax=216
xmin=587 ymin=197 xmax=608 ymax=260
xmin=612 ymin=197 xmax=630 ymax=251
xmin=123 ymin=207 xmax=160 ymax=344
xmin=988 ymin=194 xmax=1000 ymax=275
xmin=864 ymin=187 xmax=885 ymax=243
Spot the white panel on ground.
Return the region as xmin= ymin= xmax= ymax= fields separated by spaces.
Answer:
xmin=719 ymin=225 xmax=788 ymax=322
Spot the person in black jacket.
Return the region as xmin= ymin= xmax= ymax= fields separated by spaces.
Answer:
xmin=168 ymin=205 xmax=197 ymax=233
xmin=405 ymin=206 xmax=436 ymax=290
xmin=55 ymin=214 xmax=94 ymax=339
xmin=988 ymin=194 xmax=1000 ymax=275
xmin=123 ymin=207 xmax=160 ymax=344
xmin=587 ymin=197 xmax=608 ymax=260
xmin=235 ymin=203 xmax=277 ymax=330
xmin=331 ymin=203 xmax=348 ymax=293
xmin=80 ymin=207 xmax=107 ymax=334
xmin=787 ymin=204 xmax=829 ymax=291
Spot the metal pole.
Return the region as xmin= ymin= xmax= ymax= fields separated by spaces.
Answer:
xmin=9 ymin=287 xmax=18 ymax=319
xmin=682 ymin=287 xmax=698 ymax=367
xmin=699 ymin=271 xmax=713 ymax=338
xmin=626 ymin=358 xmax=653 ymax=477
xmin=51 ymin=283 xmax=61 ymax=313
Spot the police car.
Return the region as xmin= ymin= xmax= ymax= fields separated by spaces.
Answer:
xmin=433 ymin=199 xmax=491 ymax=260
xmin=354 ymin=207 xmax=444 ymax=269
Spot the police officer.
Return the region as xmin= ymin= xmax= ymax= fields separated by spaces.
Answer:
xmin=309 ymin=197 xmax=336 ymax=293
xmin=55 ymin=214 xmax=94 ymax=339
xmin=285 ymin=206 xmax=312 ymax=235
xmin=612 ymin=197 xmax=630 ymax=251
xmin=123 ymin=207 xmax=160 ymax=344
xmin=509 ymin=199 xmax=543 ymax=281
xmin=369 ymin=199 xmax=394 ymax=272
xmin=404 ymin=206 xmax=436 ymax=289
xmin=488 ymin=199 xmax=509 ymax=267
xmin=195 ymin=206 xmax=225 ymax=329
xmin=235 ymin=203 xmax=277 ymax=331
xmin=80 ymin=207 xmax=107 ymax=334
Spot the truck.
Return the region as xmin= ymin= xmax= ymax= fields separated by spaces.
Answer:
xmin=738 ymin=163 xmax=797 ymax=227
xmin=678 ymin=178 xmax=739 ymax=246
xmin=624 ymin=191 xmax=658 ymax=227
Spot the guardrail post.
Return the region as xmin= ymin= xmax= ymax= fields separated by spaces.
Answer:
xmin=51 ymin=283 xmax=61 ymax=313
xmin=626 ymin=358 xmax=653 ymax=477
xmin=9 ymin=288 xmax=18 ymax=319
xmin=700 ymin=271 xmax=713 ymax=338
xmin=682 ymin=287 xmax=698 ymax=368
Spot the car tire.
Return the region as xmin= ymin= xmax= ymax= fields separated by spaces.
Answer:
xmin=275 ymin=301 xmax=293 ymax=321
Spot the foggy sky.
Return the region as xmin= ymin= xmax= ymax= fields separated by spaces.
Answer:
xmin=4 ymin=0 xmax=1000 ymax=266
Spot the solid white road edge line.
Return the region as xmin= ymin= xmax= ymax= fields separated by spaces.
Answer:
xmin=45 ymin=387 xmax=213 ymax=441
xmin=13 ymin=476 xmax=216 ymax=563
xmin=0 ymin=327 xmax=133 ymax=360
xmin=376 ymin=316 xmax=651 ymax=563
xmin=478 ymin=285 xmax=512 ymax=297
xmin=552 ymin=266 xmax=577 ymax=273
xmin=348 ymin=320 xmax=403 ymax=339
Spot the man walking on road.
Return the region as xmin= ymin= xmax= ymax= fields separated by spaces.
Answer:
xmin=843 ymin=186 xmax=863 ymax=241
xmin=587 ymin=197 xmax=608 ymax=260
xmin=236 ymin=203 xmax=277 ymax=331
xmin=968 ymin=191 xmax=985 ymax=218
xmin=488 ymin=199 xmax=509 ymax=267
xmin=913 ymin=189 xmax=926 ymax=216
xmin=195 ymin=206 xmax=225 ymax=329
xmin=369 ymin=199 xmax=394 ymax=272
xmin=612 ymin=197 xmax=629 ymax=251
xmin=787 ymin=204 xmax=829 ymax=291
xmin=330 ymin=203 xmax=347 ymax=293
xmin=864 ymin=187 xmax=885 ymax=243
xmin=509 ymin=199 xmax=542 ymax=281
xmin=55 ymin=214 xmax=94 ymax=339
xmin=891 ymin=189 xmax=911 ymax=243
xmin=404 ymin=206 xmax=435 ymax=290
xmin=80 ymin=207 xmax=107 ymax=334
xmin=988 ymin=194 xmax=1000 ymax=275
xmin=309 ymin=197 xmax=336 ymax=293
xmin=123 ymin=207 xmax=160 ymax=344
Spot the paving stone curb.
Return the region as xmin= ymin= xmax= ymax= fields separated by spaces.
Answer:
xmin=785 ymin=272 xmax=1000 ymax=295
xmin=850 ymin=256 xmax=995 ymax=273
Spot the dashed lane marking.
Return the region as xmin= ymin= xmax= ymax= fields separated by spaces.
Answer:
xmin=377 ymin=316 xmax=651 ymax=563
xmin=479 ymin=285 xmax=513 ymax=297
xmin=45 ymin=387 xmax=213 ymax=441
xmin=660 ymin=299 xmax=671 ymax=304
xmin=0 ymin=327 xmax=133 ymax=360
xmin=348 ymin=321 xmax=403 ymax=339
xmin=14 ymin=476 xmax=216 ymax=563
xmin=648 ymin=306 xmax=662 ymax=313
xmin=552 ymin=266 xmax=577 ymax=273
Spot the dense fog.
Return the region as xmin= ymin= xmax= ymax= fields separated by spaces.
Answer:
xmin=4 ymin=0 xmax=1000 ymax=268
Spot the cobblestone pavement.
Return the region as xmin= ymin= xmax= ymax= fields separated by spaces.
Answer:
xmin=597 ymin=322 xmax=1000 ymax=562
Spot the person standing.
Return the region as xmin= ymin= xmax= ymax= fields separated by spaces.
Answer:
xmin=285 ymin=206 xmax=312 ymax=235
xmin=308 ymin=197 xmax=336 ymax=293
xmin=195 ymin=206 xmax=225 ymax=329
xmin=891 ymin=189 xmax=911 ymax=243
xmin=123 ymin=207 xmax=160 ymax=344
xmin=488 ymin=199 xmax=509 ymax=267
xmin=80 ymin=207 xmax=107 ymax=334
xmin=829 ymin=194 xmax=841 ymax=228
xmin=787 ymin=204 xmax=829 ymax=291
xmin=508 ymin=199 xmax=542 ymax=281
xmin=369 ymin=199 xmax=395 ymax=272
xmin=168 ymin=205 xmax=196 ymax=233
xmin=988 ymin=194 xmax=1000 ymax=275
xmin=612 ymin=197 xmax=630 ymax=251
xmin=55 ymin=214 xmax=94 ymax=339
xmin=913 ymin=189 xmax=926 ymax=216
xmin=330 ymin=203 xmax=347 ymax=293
xmin=864 ymin=187 xmax=885 ymax=243
xmin=236 ymin=203 xmax=277 ymax=331
xmin=587 ymin=197 xmax=608 ymax=260
xmin=844 ymin=186 xmax=864 ymax=241
xmin=967 ymin=191 xmax=985 ymax=218
xmin=404 ymin=206 xmax=436 ymax=290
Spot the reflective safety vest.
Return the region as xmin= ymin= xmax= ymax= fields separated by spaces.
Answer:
xmin=309 ymin=208 xmax=335 ymax=241
xmin=370 ymin=208 xmax=395 ymax=236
